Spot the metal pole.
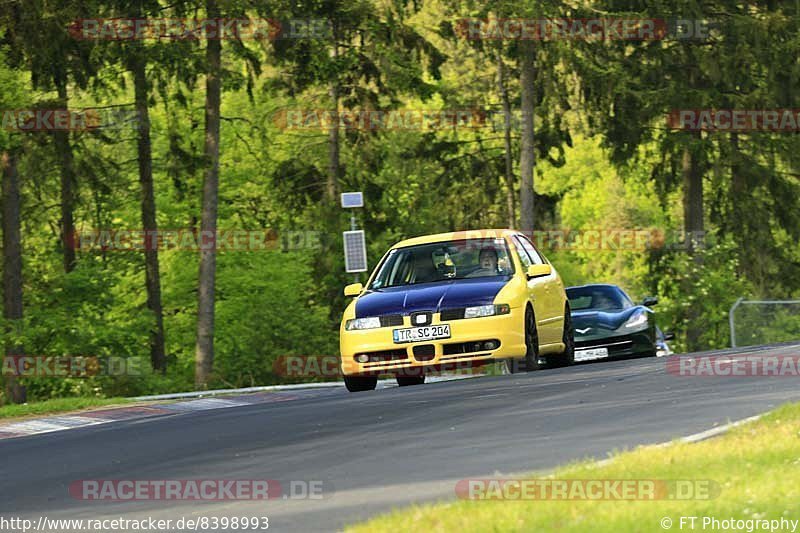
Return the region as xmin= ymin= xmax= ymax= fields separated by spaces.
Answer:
xmin=351 ymin=213 xmax=359 ymax=284
xmin=729 ymin=297 xmax=744 ymax=348
xmin=736 ymin=300 xmax=800 ymax=305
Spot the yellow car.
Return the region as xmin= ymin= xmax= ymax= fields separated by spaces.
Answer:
xmin=339 ymin=229 xmax=574 ymax=392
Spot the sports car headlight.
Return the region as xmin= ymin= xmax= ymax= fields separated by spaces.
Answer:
xmin=345 ymin=317 xmax=381 ymax=331
xmin=464 ymin=304 xmax=511 ymax=319
xmin=622 ymin=311 xmax=648 ymax=330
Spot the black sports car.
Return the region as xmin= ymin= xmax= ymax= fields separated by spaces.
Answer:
xmin=565 ymin=284 xmax=658 ymax=362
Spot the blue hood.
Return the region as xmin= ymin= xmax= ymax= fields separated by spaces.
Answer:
xmin=355 ymin=277 xmax=510 ymax=318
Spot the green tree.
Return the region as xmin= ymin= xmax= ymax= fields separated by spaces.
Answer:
xmin=0 ymin=0 xmax=102 ymax=273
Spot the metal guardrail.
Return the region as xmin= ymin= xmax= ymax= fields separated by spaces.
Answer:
xmin=131 ymin=373 xmax=483 ymax=402
xmin=729 ymin=297 xmax=800 ymax=348
xmin=132 ymin=382 xmax=344 ymax=401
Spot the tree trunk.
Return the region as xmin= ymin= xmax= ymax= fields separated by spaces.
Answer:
xmin=132 ymin=53 xmax=167 ymax=374
xmin=53 ymin=75 xmax=77 ymax=273
xmin=327 ymin=83 xmax=340 ymax=201
xmin=728 ymin=133 xmax=746 ymax=248
xmin=2 ymin=151 xmax=26 ymax=404
xmin=682 ymin=141 xmax=704 ymax=253
xmin=518 ymin=39 xmax=536 ymax=233
xmin=496 ymin=47 xmax=515 ymax=229
xmin=327 ymin=38 xmax=340 ymax=201
xmin=195 ymin=0 xmax=222 ymax=389
xmin=682 ymin=135 xmax=704 ymax=351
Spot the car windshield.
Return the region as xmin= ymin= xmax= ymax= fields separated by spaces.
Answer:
xmin=566 ymin=285 xmax=633 ymax=311
xmin=369 ymin=238 xmax=514 ymax=289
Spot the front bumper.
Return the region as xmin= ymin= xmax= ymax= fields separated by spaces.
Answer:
xmin=574 ymin=329 xmax=655 ymax=359
xmin=340 ymin=308 xmax=526 ymax=376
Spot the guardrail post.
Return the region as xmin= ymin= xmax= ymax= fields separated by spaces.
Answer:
xmin=729 ymin=297 xmax=744 ymax=348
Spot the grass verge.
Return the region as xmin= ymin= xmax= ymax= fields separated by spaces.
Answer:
xmin=349 ymin=402 xmax=800 ymax=532
xmin=0 ymin=397 xmax=131 ymax=420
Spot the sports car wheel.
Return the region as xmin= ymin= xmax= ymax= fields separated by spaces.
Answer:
xmin=344 ymin=375 xmax=378 ymax=392
xmin=397 ymin=375 xmax=425 ymax=386
xmin=546 ymin=306 xmax=575 ymax=368
xmin=506 ymin=307 xmax=540 ymax=373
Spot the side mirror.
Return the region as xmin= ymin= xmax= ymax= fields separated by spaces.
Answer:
xmin=344 ymin=283 xmax=363 ymax=297
xmin=664 ymin=331 xmax=675 ymax=341
xmin=642 ymin=296 xmax=658 ymax=307
xmin=526 ymin=264 xmax=552 ymax=279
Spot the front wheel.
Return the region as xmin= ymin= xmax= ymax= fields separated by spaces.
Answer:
xmin=506 ymin=307 xmax=540 ymax=373
xmin=545 ymin=306 xmax=575 ymax=368
xmin=344 ymin=375 xmax=378 ymax=392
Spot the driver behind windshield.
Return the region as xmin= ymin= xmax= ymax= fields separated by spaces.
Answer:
xmin=369 ymin=239 xmax=513 ymax=289
xmin=467 ymin=247 xmax=499 ymax=277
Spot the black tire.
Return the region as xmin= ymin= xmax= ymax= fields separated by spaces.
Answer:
xmin=546 ymin=306 xmax=575 ymax=368
xmin=397 ymin=375 xmax=425 ymax=387
xmin=506 ymin=307 xmax=540 ymax=373
xmin=344 ymin=375 xmax=378 ymax=392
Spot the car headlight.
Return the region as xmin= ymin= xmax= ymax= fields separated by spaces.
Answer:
xmin=464 ymin=304 xmax=511 ymax=319
xmin=345 ymin=317 xmax=381 ymax=331
xmin=622 ymin=311 xmax=649 ymax=330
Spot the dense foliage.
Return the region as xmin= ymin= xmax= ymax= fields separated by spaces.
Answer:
xmin=0 ymin=0 xmax=799 ymax=402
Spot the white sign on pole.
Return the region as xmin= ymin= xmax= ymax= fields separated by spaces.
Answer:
xmin=340 ymin=192 xmax=364 ymax=208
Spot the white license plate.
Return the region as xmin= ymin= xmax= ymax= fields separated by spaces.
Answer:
xmin=575 ymin=347 xmax=609 ymax=362
xmin=393 ymin=325 xmax=451 ymax=344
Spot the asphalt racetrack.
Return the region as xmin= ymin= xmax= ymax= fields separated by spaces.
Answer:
xmin=3 ymin=342 xmax=799 ymax=532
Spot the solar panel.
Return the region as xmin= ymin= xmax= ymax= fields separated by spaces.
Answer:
xmin=343 ymin=230 xmax=368 ymax=273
